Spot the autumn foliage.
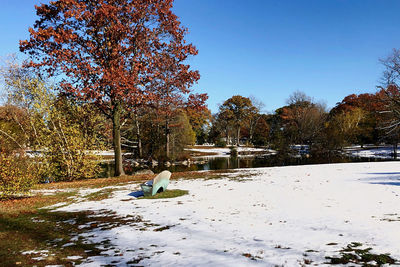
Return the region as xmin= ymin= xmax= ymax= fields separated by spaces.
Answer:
xmin=20 ymin=0 xmax=201 ymax=176
xmin=0 ymin=152 xmax=39 ymax=198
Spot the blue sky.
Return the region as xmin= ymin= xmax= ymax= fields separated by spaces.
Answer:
xmin=1 ymin=0 xmax=400 ymax=113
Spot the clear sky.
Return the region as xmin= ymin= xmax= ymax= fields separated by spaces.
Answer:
xmin=1 ymin=0 xmax=400 ymax=113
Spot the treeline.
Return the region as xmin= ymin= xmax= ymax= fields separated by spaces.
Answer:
xmin=206 ymin=91 xmax=394 ymax=153
xmin=205 ymin=50 xmax=400 ymax=155
xmin=202 ymin=51 xmax=400 ymax=157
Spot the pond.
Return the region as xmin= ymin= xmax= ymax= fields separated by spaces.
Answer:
xmin=99 ymin=153 xmax=397 ymax=177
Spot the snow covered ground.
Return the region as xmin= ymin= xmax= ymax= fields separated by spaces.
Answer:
xmin=187 ymin=146 xmax=276 ymax=158
xmin=51 ymin=162 xmax=400 ymax=266
xmin=345 ymin=146 xmax=397 ymax=159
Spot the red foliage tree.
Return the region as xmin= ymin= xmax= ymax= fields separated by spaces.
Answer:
xmin=331 ymin=92 xmax=386 ymax=145
xmin=185 ymin=94 xmax=210 ymax=131
xmin=20 ymin=0 xmax=200 ymax=176
xmin=331 ymin=93 xmax=383 ymax=114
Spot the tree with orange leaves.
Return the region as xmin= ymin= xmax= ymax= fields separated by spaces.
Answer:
xmin=218 ymin=95 xmax=257 ymax=146
xmin=184 ymin=93 xmax=211 ymax=143
xmin=20 ymin=0 xmax=200 ymax=176
xmin=278 ymin=92 xmax=327 ymax=147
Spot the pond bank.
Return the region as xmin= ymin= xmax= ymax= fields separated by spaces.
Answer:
xmin=100 ymin=147 xmax=398 ymax=177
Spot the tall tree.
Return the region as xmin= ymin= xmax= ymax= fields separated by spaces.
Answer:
xmin=378 ymin=49 xmax=400 ymax=129
xmin=248 ymin=95 xmax=264 ymax=144
xmin=278 ymin=91 xmax=327 ymax=147
xmin=20 ymin=0 xmax=200 ymax=176
xmin=252 ymin=114 xmax=270 ymax=146
xmin=330 ymin=93 xmax=383 ymax=145
xmin=327 ymin=107 xmax=366 ymax=149
xmin=185 ymin=93 xmax=211 ymax=144
xmin=218 ymin=95 xmax=256 ymax=146
xmin=377 ymin=49 xmax=400 ymax=156
xmin=209 ymin=110 xmax=235 ymax=146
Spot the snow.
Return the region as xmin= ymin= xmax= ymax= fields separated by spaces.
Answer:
xmin=21 ymin=250 xmax=54 ymax=262
xmin=62 ymin=243 xmax=75 ymax=248
xmin=22 ymin=250 xmax=49 ymax=255
xmin=345 ymin=146 xmax=398 ymax=159
xmin=66 ymin=256 xmax=83 ymax=260
xmin=187 ymin=146 xmax=276 ymax=158
xmin=52 ymin=162 xmax=400 ymax=266
xmin=89 ymin=150 xmax=134 ymax=157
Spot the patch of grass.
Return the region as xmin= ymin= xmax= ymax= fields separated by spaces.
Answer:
xmin=325 ymin=242 xmax=398 ymax=266
xmin=0 ymin=191 xmax=78 ymax=216
xmin=0 ymin=187 xmax=145 ymax=266
xmin=171 ymin=170 xmax=231 ymax=181
xmin=326 ymin=242 xmax=338 ymax=246
xmin=226 ymin=173 xmax=257 ymax=182
xmin=275 ymin=245 xmax=291 ymax=250
xmin=141 ymin=189 xmax=189 ymax=199
xmin=0 ymin=208 xmax=143 ymax=266
xmin=0 ymin=210 xmax=97 ymax=266
xmin=303 ymin=258 xmax=313 ymax=265
xmin=32 ymin=170 xmax=231 ymax=192
xmin=127 ymin=255 xmax=151 ymax=264
xmin=153 ymin=225 xmax=175 ymax=232
xmin=380 ymin=213 xmax=400 ymax=222
xmin=242 ymin=253 xmax=262 ymax=261
xmin=33 ymin=175 xmax=151 ymax=190
xmin=85 ymin=188 xmax=116 ymax=201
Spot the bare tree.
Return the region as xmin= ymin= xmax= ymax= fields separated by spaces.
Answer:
xmin=377 ymin=49 xmax=400 ymax=157
xmin=281 ymin=91 xmax=327 ymax=147
xmin=286 ymin=90 xmax=313 ymax=106
xmin=248 ymin=95 xmax=265 ymax=144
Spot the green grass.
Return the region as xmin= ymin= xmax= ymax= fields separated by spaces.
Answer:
xmin=140 ymin=189 xmax=189 ymax=199
xmin=0 ymin=206 xmax=143 ymax=266
xmin=0 ymin=189 xmax=144 ymax=266
xmin=325 ymin=242 xmax=398 ymax=266
xmin=0 ymin=209 xmax=100 ymax=266
xmin=85 ymin=188 xmax=116 ymax=201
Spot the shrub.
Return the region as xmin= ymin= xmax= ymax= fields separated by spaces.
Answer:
xmin=175 ymin=152 xmax=191 ymax=161
xmin=0 ymin=153 xmax=39 ymax=198
xmin=229 ymin=146 xmax=238 ymax=157
xmin=215 ymin=139 xmax=227 ymax=148
xmin=46 ymin=151 xmax=102 ymax=182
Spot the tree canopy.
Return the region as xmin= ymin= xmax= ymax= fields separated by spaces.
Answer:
xmin=20 ymin=0 xmax=200 ymax=175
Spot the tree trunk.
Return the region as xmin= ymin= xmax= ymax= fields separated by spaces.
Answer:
xmin=166 ymin=120 xmax=170 ymax=159
xmin=135 ymin=114 xmax=142 ymax=158
xmin=249 ymin=128 xmax=254 ymax=145
xmin=112 ymin=102 xmax=125 ymax=176
xmin=236 ymin=126 xmax=240 ymax=146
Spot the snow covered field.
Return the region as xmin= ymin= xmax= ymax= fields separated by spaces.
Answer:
xmin=50 ymin=162 xmax=400 ymax=266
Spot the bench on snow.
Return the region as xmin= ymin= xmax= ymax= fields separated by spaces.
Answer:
xmin=140 ymin=170 xmax=171 ymax=196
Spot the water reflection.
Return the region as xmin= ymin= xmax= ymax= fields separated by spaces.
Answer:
xmin=99 ymin=153 xmax=395 ymax=177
